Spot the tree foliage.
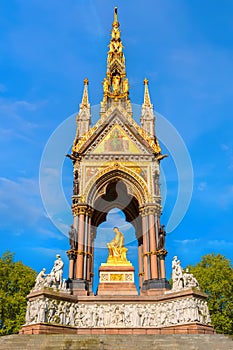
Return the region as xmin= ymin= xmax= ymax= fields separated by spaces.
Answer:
xmin=189 ymin=253 xmax=233 ymax=335
xmin=0 ymin=251 xmax=36 ymax=335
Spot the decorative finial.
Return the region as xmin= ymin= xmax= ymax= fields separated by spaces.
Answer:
xmin=140 ymin=77 xmax=155 ymax=138
xmin=143 ymin=78 xmax=152 ymax=107
xmin=113 ymin=7 xmax=118 ymax=25
xmin=80 ymin=78 xmax=90 ymax=108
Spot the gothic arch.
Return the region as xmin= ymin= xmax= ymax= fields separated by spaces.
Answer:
xmin=84 ymin=162 xmax=149 ymax=208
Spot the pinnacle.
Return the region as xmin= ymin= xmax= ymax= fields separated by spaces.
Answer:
xmin=101 ymin=7 xmax=130 ymax=111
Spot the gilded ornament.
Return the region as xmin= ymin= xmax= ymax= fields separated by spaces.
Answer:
xmin=123 ymin=78 xmax=129 ymax=93
xmin=103 ymin=78 xmax=110 ymax=93
xmin=110 ymin=273 xmax=124 ymax=281
xmin=101 ymin=227 xmax=132 ymax=266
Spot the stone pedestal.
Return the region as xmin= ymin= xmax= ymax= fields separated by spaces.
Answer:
xmin=141 ymin=278 xmax=171 ymax=296
xmin=97 ymin=265 xmax=138 ymax=296
xmin=20 ymin=288 xmax=214 ymax=335
xmin=68 ymin=279 xmax=89 ymax=296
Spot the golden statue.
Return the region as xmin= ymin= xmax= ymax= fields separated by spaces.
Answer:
xmin=103 ymin=78 xmax=109 ymax=93
xmin=123 ymin=78 xmax=129 ymax=93
xmin=106 ymin=227 xmax=130 ymax=265
xmin=112 ymin=75 xmax=121 ymax=93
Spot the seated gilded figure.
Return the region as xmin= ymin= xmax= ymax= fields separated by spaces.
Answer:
xmin=106 ymin=227 xmax=129 ymax=264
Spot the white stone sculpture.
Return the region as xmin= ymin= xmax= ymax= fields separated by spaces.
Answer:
xmin=34 ymin=268 xmax=46 ymax=290
xmin=51 ymin=254 xmax=64 ymax=288
xmin=171 ymin=256 xmax=200 ymax=292
xmin=172 ymin=256 xmax=184 ymax=291
xmin=183 ymin=268 xmax=200 ymax=289
xmin=24 ymin=296 xmax=211 ymax=328
xmin=31 ymin=255 xmax=69 ymax=292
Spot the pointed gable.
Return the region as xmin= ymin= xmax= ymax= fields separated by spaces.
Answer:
xmin=72 ymin=108 xmax=160 ymax=156
xmin=93 ymin=125 xmax=142 ymax=155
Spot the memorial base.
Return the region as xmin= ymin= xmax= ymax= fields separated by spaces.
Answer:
xmin=97 ymin=265 xmax=138 ymax=295
xmin=20 ymin=288 xmax=214 ymax=335
xmin=20 ymin=323 xmax=214 ymax=335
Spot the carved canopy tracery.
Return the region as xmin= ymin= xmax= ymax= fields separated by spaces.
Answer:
xmin=85 ymin=163 xmax=149 ymax=207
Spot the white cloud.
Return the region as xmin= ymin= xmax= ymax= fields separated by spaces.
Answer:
xmin=37 ymin=227 xmax=65 ymax=240
xmin=0 ymin=97 xmax=46 ymax=137
xmin=174 ymin=238 xmax=200 ymax=245
xmin=42 ymin=167 xmax=60 ymax=177
xmin=198 ymin=182 xmax=207 ymax=191
xmin=218 ymin=186 xmax=233 ymax=209
xmin=220 ymin=144 xmax=233 ymax=170
xmin=0 ymin=97 xmax=40 ymax=115
xmin=0 ymin=176 xmax=44 ymax=228
xmin=221 ymin=144 xmax=230 ymax=151
xmin=207 ymin=240 xmax=233 ymax=248
xmin=31 ymin=247 xmax=66 ymax=258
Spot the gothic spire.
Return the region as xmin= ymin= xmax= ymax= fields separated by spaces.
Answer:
xmin=80 ymin=78 xmax=90 ymax=110
xmin=143 ymin=78 xmax=153 ymax=109
xmin=101 ymin=7 xmax=131 ymax=114
xmin=76 ymin=78 xmax=91 ymax=139
xmin=140 ymin=78 xmax=155 ymax=137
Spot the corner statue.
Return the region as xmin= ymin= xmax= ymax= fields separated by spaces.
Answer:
xmin=51 ymin=254 xmax=64 ymax=288
xmin=106 ymin=227 xmax=130 ymax=264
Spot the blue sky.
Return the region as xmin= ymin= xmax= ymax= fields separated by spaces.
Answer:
xmin=0 ymin=0 xmax=233 ymax=292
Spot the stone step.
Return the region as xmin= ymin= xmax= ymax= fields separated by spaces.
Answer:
xmin=0 ymin=334 xmax=232 ymax=350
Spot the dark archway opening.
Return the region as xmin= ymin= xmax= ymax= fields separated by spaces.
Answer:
xmin=90 ymin=180 xmax=142 ymax=295
xmin=91 ymin=180 xmax=142 ymax=240
xmin=93 ymin=208 xmax=138 ymax=295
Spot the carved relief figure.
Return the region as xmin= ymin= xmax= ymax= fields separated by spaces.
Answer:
xmin=25 ymin=297 xmax=211 ymax=328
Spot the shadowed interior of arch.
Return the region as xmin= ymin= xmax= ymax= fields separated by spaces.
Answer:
xmin=93 ymin=208 xmax=139 ymax=295
xmin=91 ymin=180 xmax=141 ymax=238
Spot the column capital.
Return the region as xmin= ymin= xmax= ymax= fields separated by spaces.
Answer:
xmin=158 ymin=249 xmax=168 ymax=258
xmin=139 ymin=204 xmax=161 ymax=216
xmin=72 ymin=204 xmax=91 ymax=216
xmin=66 ymin=249 xmax=77 ymax=260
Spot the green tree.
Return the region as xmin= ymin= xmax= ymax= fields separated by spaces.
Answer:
xmin=189 ymin=253 xmax=233 ymax=335
xmin=0 ymin=251 xmax=36 ymax=335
